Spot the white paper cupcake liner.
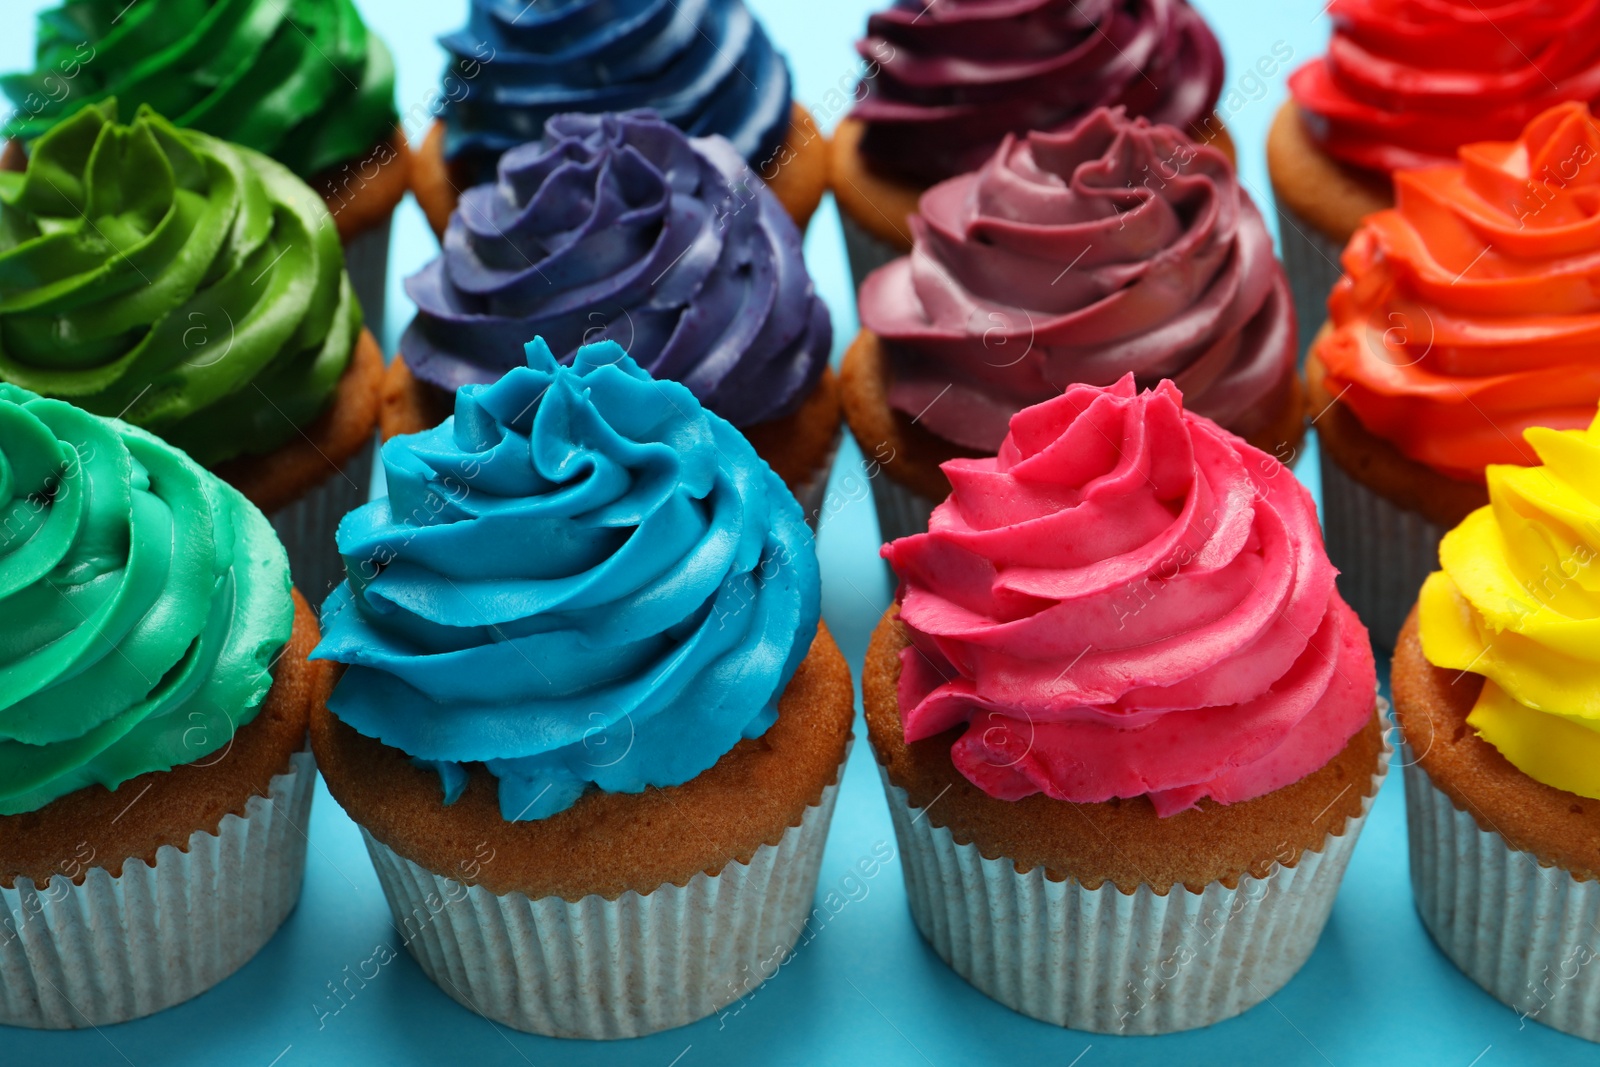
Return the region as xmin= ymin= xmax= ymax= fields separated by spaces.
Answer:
xmin=1275 ymin=202 xmax=1346 ymax=364
xmin=0 ymin=749 xmax=315 ymax=1029
xmin=268 ymin=439 xmax=375 ymax=607
xmin=342 ymin=214 xmax=394 ymax=341
xmin=872 ymin=472 xmax=940 ymax=545
xmin=841 ymin=209 xmax=907 ymax=297
xmin=1319 ymin=447 xmax=1446 ymax=648
xmin=878 ymin=734 xmax=1388 ymax=1034
xmin=791 ymin=426 xmax=843 ymax=533
xmin=1403 ymin=757 xmax=1600 ymax=1042
xmin=359 ymin=765 xmax=846 ymax=1039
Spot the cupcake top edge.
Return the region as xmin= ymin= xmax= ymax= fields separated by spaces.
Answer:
xmin=1418 ymin=404 xmax=1600 ymax=801
xmin=848 ymin=0 xmax=1225 ymax=185
xmin=1315 ymin=100 xmax=1600 ymax=482
xmin=881 ymin=373 xmax=1375 ymax=816
xmin=402 ymin=108 xmax=830 ymax=430
xmin=858 ymin=104 xmax=1296 ymax=456
xmin=0 ymin=381 xmax=293 ymax=816
xmin=313 ymin=336 xmax=821 ymax=823
xmin=0 ymin=99 xmax=359 ymax=468
xmin=2 ymin=0 xmax=398 ymax=179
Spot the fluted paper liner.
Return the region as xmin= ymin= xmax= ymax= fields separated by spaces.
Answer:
xmin=269 ymin=440 xmax=374 ymax=607
xmin=0 ymin=749 xmax=315 ymax=1029
xmin=343 ymin=213 xmax=394 ymax=342
xmin=793 ymin=426 xmax=843 ymax=533
xmin=1276 ymin=202 xmax=1345 ymax=364
xmin=872 ymin=473 xmax=939 ymax=545
xmin=879 ymin=733 xmax=1389 ymax=1034
xmin=841 ymin=210 xmax=905 ymax=297
xmin=1404 ymin=756 xmax=1600 ymax=1042
xmin=360 ymin=769 xmax=845 ymax=1039
xmin=1319 ymin=449 xmax=1446 ymax=649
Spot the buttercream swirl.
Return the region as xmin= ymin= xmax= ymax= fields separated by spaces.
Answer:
xmin=403 ymin=111 xmax=829 ymax=426
xmin=850 ymin=0 xmax=1224 ymax=184
xmin=860 ymin=108 xmax=1295 ymax=454
xmin=1420 ymin=410 xmax=1600 ymax=800
xmin=882 ymin=375 xmax=1374 ymax=814
xmin=0 ymin=383 xmax=293 ymax=816
xmin=3 ymin=0 xmax=397 ymax=179
xmin=1316 ymin=102 xmax=1600 ymax=482
xmin=1289 ymin=0 xmax=1600 ymax=174
xmin=439 ymin=0 xmax=793 ymax=184
xmin=313 ymin=338 xmax=820 ymax=822
xmin=0 ymin=101 xmax=358 ymax=468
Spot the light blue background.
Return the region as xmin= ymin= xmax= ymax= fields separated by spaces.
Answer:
xmin=3 ymin=2 xmax=1588 ymax=1064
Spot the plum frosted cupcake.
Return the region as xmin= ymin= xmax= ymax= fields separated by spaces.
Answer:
xmin=311 ymin=338 xmax=854 ymax=1039
xmin=2 ymin=0 xmax=410 ymax=332
xmin=0 ymin=102 xmax=383 ymax=601
xmin=1270 ymin=0 xmax=1600 ymax=355
xmin=1393 ymin=409 xmax=1600 ymax=1043
xmin=843 ymin=107 xmax=1302 ymax=541
xmin=0 ymin=384 xmax=326 ymax=1028
xmin=1308 ymin=101 xmax=1600 ymax=647
xmin=866 ymin=374 xmax=1385 ymax=1033
xmin=413 ymin=0 xmax=827 ymax=238
xmin=833 ymin=0 xmax=1228 ymax=289
xmin=386 ymin=111 xmax=839 ymax=524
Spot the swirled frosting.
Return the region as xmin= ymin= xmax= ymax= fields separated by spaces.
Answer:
xmin=403 ymin=111 xmax=829 ymax=427
xmin=0 ymin=101 xmax=359 ymax=468
xmin=1289 ymin=0 xmax=1600 ymax=174
xmin=1316 ymin=102 xmax=1600 ymax=482
xmin=2 ymin=0 xmax=397 ymax=179
xmin=313 ymin=338 xmax=820 ymax=822
xmin=439 ymin=0 xmax=793 ymax=184
xmin=850 ymin=0 xmax=1224 ymax=184
xmin=860 ymin=108 xmax=1295 ymax=454
xmin=1420 ymin=410 xmax=1600 ymax=799
xmin=0 ymin=384 xmax=293 ymax=816
xmin=882 ymin=375 xmax=1374 ymax=814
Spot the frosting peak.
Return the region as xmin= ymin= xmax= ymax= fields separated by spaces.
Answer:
xmin=0 ymin=384 xmax=293 ymax=816
xmin=439 ymin=0 xmax=793 ymax=183
xmin=850 ymin=0 xmax=1224 ymax=184
xmin=1317 ymin=101 xmax=1600 ymax=481
xmin=1289 ymin=0 xmax=1600 ymax=174
xmin=314 ymin=338 xmax=820 ymax=821
xmin=1420 ymin=407 xmax=1600 ymax=800
xmin=860 ymin=108 xmax=1296 ymax=453
xmin=402 ymin=110 xmax=829 ymax=427
xmin=883 ymin=375 xmax=1374 ymax=815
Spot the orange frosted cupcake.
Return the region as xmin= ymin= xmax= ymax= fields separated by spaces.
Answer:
xmin=1308 ymin=101 xmax=1600 ymax=646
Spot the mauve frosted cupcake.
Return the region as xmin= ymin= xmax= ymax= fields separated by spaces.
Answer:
xmin=1394 ymin=408 xmax=1600 ymax=1043
xmin=413 ymin=0 xmax=827 ymax=237
xmin=384 ymin=111 xmax=840 ymax=524
xmin=866 ymin=374 xmax=1385 ymax=1033
xmin=833 ymin=0 xmax=1228 ymax=288
xmin=0 ymin=384 xmax=325 ymax=1028
xmin=311 ymin=338 xmax=853 ymax=1039
xmin=842 ymin=108 xmax=1302 ymax=541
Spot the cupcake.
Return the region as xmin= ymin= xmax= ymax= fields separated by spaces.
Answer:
xmin=843 ymin=107 xmax=1302 ymax=542
xmin=1 ymin=0 xmax=410 ymax=333
xmin=1393 ymin=408 xmax=1600 ymax=1042
xmin=385 ymin=111 xmax=839 ymax=525
xmin=866 ymin=374 xmax=1385 ymax=1034
xmin=0 ymin=383 xmax=325 ymax=1028
xmin=1307 ymin=101 xmax=1600 ymax=648
xmin=412 ymin=0 xmax=827 ymax=239
xmin=0 ymin=101 xmax=383 ymax=600
xmin=310 ymin=337 xmax=854 ymax=1038
xmin=833 ymin=0 xmax=1228 ymax=290
xmin=1271 ymin=0 xmax=1600 ymax=356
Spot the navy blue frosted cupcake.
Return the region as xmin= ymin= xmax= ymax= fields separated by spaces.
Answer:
xmin=411 ymin=0 xmax=829 ymax=235
xmin=386 ymin=111 xmax=840 ymax=523
xmin=310 ymin=337 xmax=854 ymax=1038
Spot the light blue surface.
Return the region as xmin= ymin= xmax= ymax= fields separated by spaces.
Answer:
xmin=2 ymin=2 xmax=1588 ymax=1063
